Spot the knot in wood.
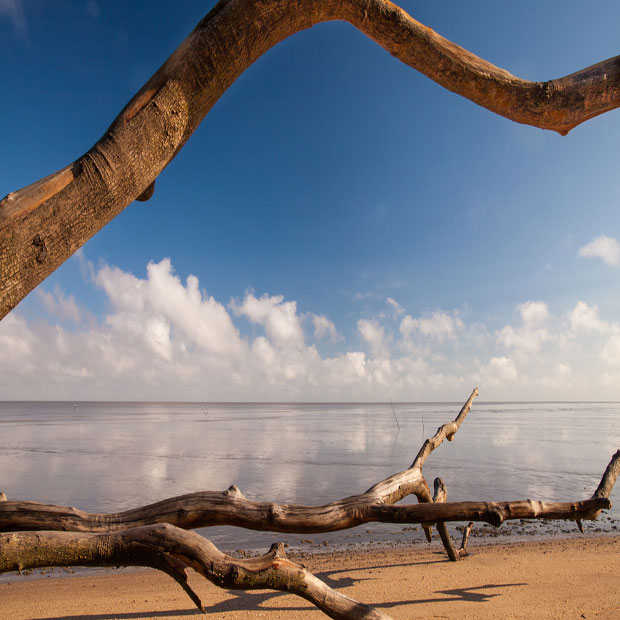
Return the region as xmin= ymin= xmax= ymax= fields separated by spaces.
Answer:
xmin=32 ymin=234 xmax=47 ymax=263
xmin=225 ymin=485 xmax=244 ymax=499
xmin=268 ymin=503 xmax=283 ymax=523
xmin=489 ymin=508 xmax=504 ymax=527
xmin=269 ymin=542 xmax=287 ymax=559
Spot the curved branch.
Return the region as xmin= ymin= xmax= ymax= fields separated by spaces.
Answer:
xmin=0 ymin=480 xmax=612 ymax=534
xmin=593 ymin=449 xmax=620 ymax=499
xmin=1 ymin=1 xmax=619 ymax=317
xmin=0 ymin=391 xmax=615 ymax=539
xmin=0 ymin=391 xmax=478 ymax=533
xmin=0 ymin=524 xmax=391 ymax=620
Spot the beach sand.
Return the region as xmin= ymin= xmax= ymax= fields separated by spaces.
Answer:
xmin=1 ymin=535 xmax=618 ymax=620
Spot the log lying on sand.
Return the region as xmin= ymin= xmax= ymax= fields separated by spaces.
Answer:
xmin=1 ymin=390 xmax=618 ymax=618
xmin=1 ymin=390 xmax=617 ymax=548
xmin=0 ymin=525 xmax=390 ymax=620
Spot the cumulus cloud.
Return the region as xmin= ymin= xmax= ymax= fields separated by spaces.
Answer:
xmin=37 ymin=286 xmax=82 ymax=323
xmin=497 ymin=301 xmax=552 ymax=359
xmin=2 ymin=257 xmax=620 ymax=400
xmin=482 ymin=356 xmax=518 ymax=387
xmin=570 ymin=301 xmax=610 ymax=334
xmin=312 ymin=315 xmax=340 ymax=344
xmin=578 ymin=235 xmax=620 ymax=267
xmin=231 ymin=292 xmax=305 ymax=350
xmin=357 ymin=319 xmax=388 ymax=358
xmin=400 ymin=310 xmax=463 ymax=342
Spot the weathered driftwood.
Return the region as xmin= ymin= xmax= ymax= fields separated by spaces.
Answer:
xmin=1 ymin=492 xmax=610 ymax=535
xmin=1 ymin=391 xmax=618 ymax=618
xmin=0 ymin=524 xmax=390 ymax=620
xmin=432 ymin=477 xmax=474 ymax=561
xmin=2 ymin=0 xmax=620 ymax=319
xmin=1 ymin=390 xmax=617 ymax=546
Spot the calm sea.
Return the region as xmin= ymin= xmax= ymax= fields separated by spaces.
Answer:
xmin=1 ymin=401 xmax=618 ymax=554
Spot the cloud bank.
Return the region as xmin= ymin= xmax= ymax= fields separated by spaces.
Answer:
xmin=1 ymin=257 xmax=619 ymax=401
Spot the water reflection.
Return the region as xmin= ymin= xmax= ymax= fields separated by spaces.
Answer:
xmin=0 ymin=400 xmax=618 ymax=549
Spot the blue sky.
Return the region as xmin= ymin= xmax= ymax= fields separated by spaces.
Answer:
xmin=1 ymin=0 xmax=619 ymax=401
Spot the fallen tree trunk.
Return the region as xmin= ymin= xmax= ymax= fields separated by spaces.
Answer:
xmin=1 ymin=390 xmax=617 ymax=548
xmin=2 ymin=0 xmax=620 ymax=318
xmin=1 ymin=391 xmax=617 ymax=618
xmin=0 ymin=492 xmax=611 ymax=535
xmin=0 ymin=524 xmax=390 ymax=620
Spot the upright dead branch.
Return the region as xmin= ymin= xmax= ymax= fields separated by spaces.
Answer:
xmin=1 ymin=1 xmax=619 ymax=318
xmin=432 ymin=477 xmax=473 ymax=561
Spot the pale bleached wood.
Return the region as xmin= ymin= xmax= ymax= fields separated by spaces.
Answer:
xmin=0 ymin=390 xmax=615 ymax=554
xmin=2 ymin=1 xmax=620 ymax=318
xmin=0 ymin=493 xmax=609 ymax=534
xmin=0 ymin=389 xmax=479 ymax=535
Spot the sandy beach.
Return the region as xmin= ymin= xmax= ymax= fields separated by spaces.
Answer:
xmin=1 ymin=535 xmax=618 ymax=620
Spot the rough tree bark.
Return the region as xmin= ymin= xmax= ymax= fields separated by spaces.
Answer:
xmin=1 ymin=0 xmax=620 ymax=319
xmin=1 ymin=391 xmax=618 ymax=618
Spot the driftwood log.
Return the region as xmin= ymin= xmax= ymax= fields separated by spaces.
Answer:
xmin=0 ymin=526 xmax=390 ymax=620
xmin=2 ymin=0 xmax=620 ymax=319
xmin=1 ymin=389 xmax=618 ymax=618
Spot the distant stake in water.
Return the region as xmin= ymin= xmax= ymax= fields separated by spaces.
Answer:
xmin=389 ymin=396 xmax=400 ymax=431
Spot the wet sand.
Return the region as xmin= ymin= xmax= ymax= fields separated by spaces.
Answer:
xmin=1 ymin=535 xmax=618 ymax=620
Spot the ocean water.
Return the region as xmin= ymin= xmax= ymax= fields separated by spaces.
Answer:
xmin=0 ymin=400 xmax=618 ymax=554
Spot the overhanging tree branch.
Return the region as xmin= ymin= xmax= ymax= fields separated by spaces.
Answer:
xmin=1 ymin=0 xmax=619 ymax=318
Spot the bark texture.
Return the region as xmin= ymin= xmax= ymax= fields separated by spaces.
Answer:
xmin=1 ymin=0 xmax=620 ymax=318
xmin=0 ymin=525 xmax=390 ymax=620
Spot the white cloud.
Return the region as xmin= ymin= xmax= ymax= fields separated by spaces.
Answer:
xmin=357 ymin=319 xmax=388 ymax=358
xmin=569 ymin=301 xmax=610 ymax=335
xmin=386 ymin=297 xmax=404 ymax=316
xmin=601 ymin=334 xmax=620 ymax=366
xmin=98 ymin=259 xmax=245 ymax=358
xmin=37 ymin=286 xmax=81 ymax=323
xmin=400 ymin=310 xmax=463 ymax=342
xmin=497 ymin=301 xmax=551 ymax=358
xmin=578 ymin=235 xmax=620 ymax=267
xmin=518 ymin=301 xmax=549 ymax=327
xmin=482 ymin=356 xmax=518 ymax=386
xmin=312 ymin=314 xmax=339 ymax=344
xmin=232 ymin=292 xmax=304 ymax=350
xmin=3 ymin=257 xmax=620 ymax=400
